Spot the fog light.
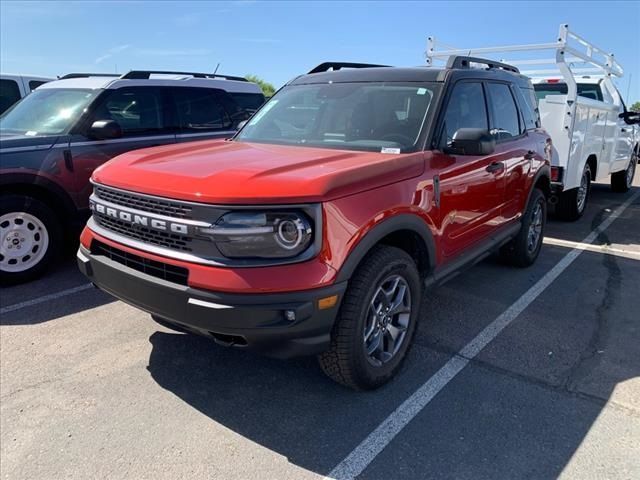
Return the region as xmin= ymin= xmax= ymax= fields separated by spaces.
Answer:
xmin=284 ymin=310 xmax=296 ymax=322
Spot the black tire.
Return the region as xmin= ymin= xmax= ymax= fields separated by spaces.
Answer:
xmin=318 ymin=245 xmax=422 ymax=390
xmin=556 ymin=163 xmax=591 ymax=221
xmin=500 ymin=188 xmax=546 ymax=268
xmin=611 ymin=151 xmax=637 ymax=193
xmin=151 ymin=315 xmax=192 ymax=334
xmin=0 ymin=195 xmax=62 ymax=285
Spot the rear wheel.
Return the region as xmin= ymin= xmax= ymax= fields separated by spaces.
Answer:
xmin=0 ymin=195 xmax=61 ymax=285
xmin=556 ymin=163 xmax=591 ymax=221
xmin=500 ymin=188 xmax=546 ymax=268
xmin=318 ymin=246 xmax=421 ymax=390
xmin=611 ymin=151 xmax=637 ymax=193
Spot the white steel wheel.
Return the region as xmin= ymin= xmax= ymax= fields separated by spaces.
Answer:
xmin=0 ymin=212 xmax=49 ymax=273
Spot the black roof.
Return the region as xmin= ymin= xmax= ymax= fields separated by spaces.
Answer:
xmin=289 ymin=57 xmax=532 ymax=87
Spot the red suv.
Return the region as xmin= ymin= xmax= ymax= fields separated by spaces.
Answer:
xmin=78 ymin=57 xmax=551 ymax=390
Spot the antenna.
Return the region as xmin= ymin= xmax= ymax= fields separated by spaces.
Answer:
xmin=213 ymin=63 xmax=220 ymax=75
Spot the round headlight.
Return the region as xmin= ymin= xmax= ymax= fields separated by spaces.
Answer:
xmin=275 ymin=217 xmax=309 ymax=250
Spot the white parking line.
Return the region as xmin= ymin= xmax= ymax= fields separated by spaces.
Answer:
xmin=543 ymin=237 xmax=640 ymax=260
xmin=326 ymin=189 xmax=640 ymax=480
xmin=1 ymin=284 xmax=93 ymax=315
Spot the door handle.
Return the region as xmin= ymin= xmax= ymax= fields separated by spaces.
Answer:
xmin=486 ymin=161 xmax=504 ymax=173
xmin=621 ymin=128 xmax=627 ymax=133
xmin=524 ymin=150 xmax=535 ymax=160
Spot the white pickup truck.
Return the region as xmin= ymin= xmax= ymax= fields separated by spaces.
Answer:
xmin=427 ymin=24 xmax=640 ymax=220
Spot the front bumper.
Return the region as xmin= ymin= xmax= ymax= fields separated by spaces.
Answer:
xmin=77 ymin=245 xmax=346 ymax=358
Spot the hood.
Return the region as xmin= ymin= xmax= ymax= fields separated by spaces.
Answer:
xmin=0 ymin=132 xmax=59 ymax=150
xmin=92 ymin=140 xmax=425 ymax=204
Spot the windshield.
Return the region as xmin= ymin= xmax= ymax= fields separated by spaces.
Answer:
xmin=235 ymin=82 xmax=436 ymax=152
xmin=0 ymin=88 xmax=99 ymax=135
xmin=533 ymin=83 xmax=603 ymax=102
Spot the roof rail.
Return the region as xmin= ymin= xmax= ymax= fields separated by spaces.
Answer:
xmin=446 ymin=56 xmax=520 ymax=73
xmin=308 ymin=62 xmax=390 ymax=74
xmin=120 ymin=70 xmax=248 ymax=81
xmin=58 ymin=73 xmax=121 ymax=80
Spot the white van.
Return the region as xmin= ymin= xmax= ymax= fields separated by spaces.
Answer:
xmin=0 ymin=73 xmax=54 ymax=114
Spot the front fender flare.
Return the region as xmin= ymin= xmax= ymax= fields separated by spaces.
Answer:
xmin=334 ymin=213 xmax=436 ymax=283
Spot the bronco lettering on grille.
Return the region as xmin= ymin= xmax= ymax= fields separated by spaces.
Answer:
xmin=90 ymin=200 xmax=189 ymax=234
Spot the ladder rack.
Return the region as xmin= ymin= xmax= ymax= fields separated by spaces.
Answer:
xmin=426 ymin=24 xmax=624 ymax=131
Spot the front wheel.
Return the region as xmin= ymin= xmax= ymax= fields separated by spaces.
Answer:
xmin=0 ymin=195 xmax=62 ymax=285
xmin=318 ymin=246 xmax=421 ymax=390
xmin=611 ymin=151 xmax=637 ymax=193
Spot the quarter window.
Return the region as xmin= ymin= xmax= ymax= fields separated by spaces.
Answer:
xmin=173 ymin=88 xmax=232 ymax=132
xmin=516 ymin=86 xmax=540 ymax=130
xmin=487 ymin=83 xmax=521 ymax=140
xmin=440 ymin=82 xmax=488 ymax=148
xmin=92 ymin=88 xmax=164 ymax=136
xmin=0 ymin=79 xmax=22 ymax=115
xmin=29 ymin=80 xmax=47 ymax=92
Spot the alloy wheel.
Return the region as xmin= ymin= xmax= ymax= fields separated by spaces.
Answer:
xmin=364 ymin=274 xmax=412 ymax=366
xmin=527 ymin=200 xmax=544 ymax=253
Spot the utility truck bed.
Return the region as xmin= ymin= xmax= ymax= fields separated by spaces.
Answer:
xmin=427 ymin=24 xmax=639 ymax=220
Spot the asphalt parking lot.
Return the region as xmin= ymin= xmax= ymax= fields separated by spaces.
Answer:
xmin=2 ymin=173 xmax=639 ymax=480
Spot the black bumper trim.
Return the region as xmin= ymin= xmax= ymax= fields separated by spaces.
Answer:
xmin=77 ymin=245 xmax=346 ymax=358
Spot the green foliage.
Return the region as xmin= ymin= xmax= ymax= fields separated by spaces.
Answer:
xmin=630 ymin=101 xmax=640 ymax=113
xmin=245 ymin=74 xmax=276 ymax=98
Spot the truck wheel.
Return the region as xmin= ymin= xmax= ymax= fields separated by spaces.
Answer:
xmin=556 ymin=163 xmax=591 ymax=221
xmin=611 ymin=152 xmax=637 ymax=193
xmin=318 ymin=246 xmax=421 ymax=390
xmin=0 ymin=195 xmax=62 ymax=285
xmin=500 ymin=188 xmax=546 ymax=268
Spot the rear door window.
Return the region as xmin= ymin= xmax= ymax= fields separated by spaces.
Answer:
xmin=0 ymin=79 xmax=22 ymax=114
xmin=439 ymin=81 xmax=488 ymax=148
xmin=229 ymin=92 xmax=266 ymax=113
xmin=172 ymin=87 xmax=233 ymax=132
xmin=486 ymin=82 xmax=521 ymax=141
xmin=91 ymin=87 xmax=166 ymax=136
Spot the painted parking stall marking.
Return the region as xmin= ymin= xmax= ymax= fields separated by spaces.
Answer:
xmin=1 ymin=283 xmax=92 ymax=315
xmin=326 ymin=189 xmax=640 ymax=480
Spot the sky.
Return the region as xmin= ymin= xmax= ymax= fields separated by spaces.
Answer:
xmin=1 ymin=0 xmax=639 ymax=102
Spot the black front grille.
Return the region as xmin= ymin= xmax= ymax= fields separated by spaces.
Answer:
xmin=92 ymin=240 xmax=188 ymax=286
xmin=94 ymin=215 xmax=193 ymax=252
xmin=94 ymin=185 xmax=193 ymax=219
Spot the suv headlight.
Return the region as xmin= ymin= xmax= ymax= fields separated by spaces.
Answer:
xmin=200 ymin=211 xmax=314 ymax=259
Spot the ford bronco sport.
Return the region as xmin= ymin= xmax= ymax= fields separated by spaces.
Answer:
xmin=77 ymin=57 xmax=551 ymax=390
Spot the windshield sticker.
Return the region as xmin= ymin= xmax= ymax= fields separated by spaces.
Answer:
xmin=381 ymin=147 xmax=401 ymax=154
xmin=417 ymin=88 xmax=427 ymax=95
xmin=248 ymin=100 xmax=278 ymax=126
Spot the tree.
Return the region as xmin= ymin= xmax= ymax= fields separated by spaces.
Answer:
xmin=245 ymin=75 xmax=276 ymax=98
xmin=630 ymin=101 xmax=640 ymax=113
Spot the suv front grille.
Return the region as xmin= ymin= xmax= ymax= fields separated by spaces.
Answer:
xmin=94 ymin=215 xmax=193 ymax=252
xmin=94 ymin=185 xmax=193 ymax=219
xmin=92 ymin=240 xmax=188 ymax=286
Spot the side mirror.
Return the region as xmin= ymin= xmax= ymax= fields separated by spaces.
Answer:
xmin=443 ymin=128 xmax=495 ymax=156
xmin=619 ymin=111 xmax=640 ymax=125
xmin=88 ymin=120 xmax=122 ymax=140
